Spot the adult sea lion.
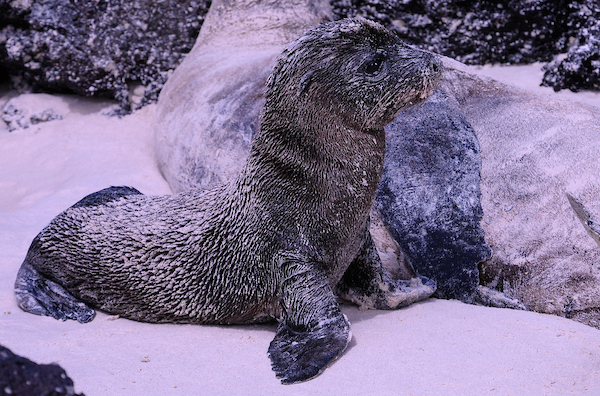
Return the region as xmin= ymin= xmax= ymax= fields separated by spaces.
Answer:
xmin=154 ymin=0 xmax=526 ymax=308
xmin=444 ymin=60 xmax=600 ymax=326
xmin=154 ymin=0 xmax=333 ymax=192
xmin=14 ymin=18 xmax=441 ymax=383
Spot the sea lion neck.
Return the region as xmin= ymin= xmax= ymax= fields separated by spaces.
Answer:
xmin=234 ymin=118 xmax=385 ymax=229
xmin=249 ymin=114 xmax=385 ymax=180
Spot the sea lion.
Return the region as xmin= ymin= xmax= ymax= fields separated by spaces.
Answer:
xmin=153 ymin=0 xmax=525 ymax=309
xmin=14 ymin=18 xmax=441 ymax=383
xmin=375 ymin=87 xmax=489 ymax=301
xmin=443 ymin=58 xmax=600 ymax=326
xmin=154 ymin=0 xmax=333 ymax=192
xmin=376 ymin=86 xmax=524 ymax=309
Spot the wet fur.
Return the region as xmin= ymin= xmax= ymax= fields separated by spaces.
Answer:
xmin=15 ymin=18 xmax=441 ymax=384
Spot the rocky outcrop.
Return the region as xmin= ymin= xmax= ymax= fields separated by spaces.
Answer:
xmin=2 ymin=1 xmax=598 ymax=108
xmin=0 ymin=0 xmax=211 ymax=111
xmin=0 ymin=344 xmax=84 ymax=396
xmin=332 ymin=0 xmax=600 ymax=93
xmin=542 ymin=2 xmax=600 ymax=92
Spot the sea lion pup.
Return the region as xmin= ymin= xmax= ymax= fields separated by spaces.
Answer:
xmin=14 ymin=18 xmax=441 ymax=383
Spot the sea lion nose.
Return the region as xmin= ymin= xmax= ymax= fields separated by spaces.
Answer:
xmin=423 ymin=54 xmax=444 ymax=79
xmin=429 ymin=54 xmax=443 ymax=73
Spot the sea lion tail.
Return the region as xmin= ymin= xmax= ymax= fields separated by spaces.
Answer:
xmin=14 ymin=259 xmax=95 ymax=323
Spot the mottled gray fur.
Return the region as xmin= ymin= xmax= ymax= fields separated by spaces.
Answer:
xmin=14 ymin=19 xmax=441 ymax=384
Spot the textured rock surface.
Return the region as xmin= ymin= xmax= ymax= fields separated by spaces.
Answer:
xmin=2 ymin=1 xmax=598 ymax=105
xmin=0 ymin=344 xmax=84 ymax=396
xmin=0 ymin=0 xmax=211 ymax=111
xmin=2 ymin=93 xmax=69 ymax=131
xmin=332 ymin=0 xmax=600 ymax=93
xmin=542 ymin=2 xmax=600 ymax=92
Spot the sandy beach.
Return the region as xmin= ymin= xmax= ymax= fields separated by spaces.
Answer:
xmin=1 ymin=63 xmax=600 ymax=395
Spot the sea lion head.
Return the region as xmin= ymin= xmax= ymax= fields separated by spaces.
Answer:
xmin=262 ymin=17 xmax=443 ymax=135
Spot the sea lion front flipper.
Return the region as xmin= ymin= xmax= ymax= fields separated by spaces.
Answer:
xmin=472 ymin=285 xmax=527 ymax=310
xmin=268 ymin=252 xmax=351 ymax=384
xmin=14 ymin=260 xmax=95 ymax=323
xmin=336 ymin=230 xmax=436 ymax=310
xmin=566 ymin=192 xmax=600 ymax=248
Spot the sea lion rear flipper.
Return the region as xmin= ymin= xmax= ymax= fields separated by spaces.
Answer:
xmin=268 ymin=252 xmax=351 ymax=384
xmin=335 ymin=230 xmax=436 ymax=310
xmin=14 ymin=260 xmax=95 ymax=323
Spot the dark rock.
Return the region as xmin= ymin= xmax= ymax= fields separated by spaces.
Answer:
xmin=3 ymin=1 xmax=598 ymax=105
xmin=375 ymin=87 xmax=490 ymax=301
xmin=0 ymin=0 xmax=211 ymax=111
xmin=542 ymin=2 xmax=600 ymax=92
xmin=0 ymin=344 xmax=84 ymax=396
xmin=332 ymin=0 xmax=570 ymax=64
xmin=1 ymin=93 xmax=69 ymax=131
xmin=2 ymin=103 xmax=63 ymax=131
xmin=332 ymin=0 xmax=600 ymax=92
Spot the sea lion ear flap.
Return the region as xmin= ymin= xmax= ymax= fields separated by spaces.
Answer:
xmin=298 ymin=70 xmax=314 ymax=96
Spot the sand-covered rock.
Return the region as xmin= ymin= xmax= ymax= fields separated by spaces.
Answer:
xmin=2 ymin=93 xmax=68 ymax=131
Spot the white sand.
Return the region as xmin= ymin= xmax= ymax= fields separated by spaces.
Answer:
xmin=1 ymin=66 xmax=600 ymax=395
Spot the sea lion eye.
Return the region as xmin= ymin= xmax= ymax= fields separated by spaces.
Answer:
xmin=361 ymin=53 xmax=386 ymax=75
